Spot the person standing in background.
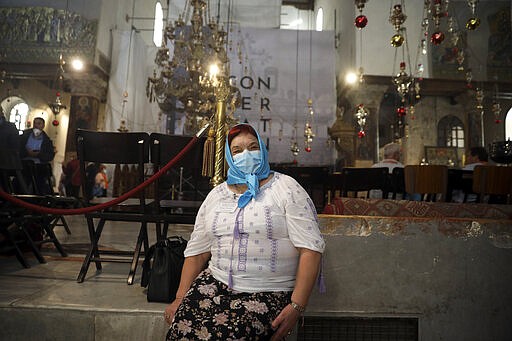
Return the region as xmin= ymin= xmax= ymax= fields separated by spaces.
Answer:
xmin=19 ymin=117 xmax=55 ymax=194
xmin=19 ymin=117 xmax=55 ymax=164
xmin=0 ymin=107 xmax=20 ymax=147
xmin=61 ymin=153 xmax=81 ymax=197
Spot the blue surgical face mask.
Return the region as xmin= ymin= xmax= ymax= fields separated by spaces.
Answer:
xmin=232 ymin=149 xmax=261 ymax=174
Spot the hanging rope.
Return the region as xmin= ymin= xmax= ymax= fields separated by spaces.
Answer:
xmin=0 ymin=131 xmax=206 ymax=216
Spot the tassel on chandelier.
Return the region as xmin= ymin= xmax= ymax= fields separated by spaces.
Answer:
xmin=202 ymin=127 xmax=216 ymax=177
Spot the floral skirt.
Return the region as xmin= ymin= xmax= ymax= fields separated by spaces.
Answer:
xmin=166 ymin=269 xmax=292 ymax=341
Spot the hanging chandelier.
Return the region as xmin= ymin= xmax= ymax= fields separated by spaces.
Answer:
xmin=146 ymin=0 xmax=240 ymax=130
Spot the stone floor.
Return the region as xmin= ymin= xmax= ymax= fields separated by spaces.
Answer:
xmin=0 ymin=215 xmax=194 ymax=341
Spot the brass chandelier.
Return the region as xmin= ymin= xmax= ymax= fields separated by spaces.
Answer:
xmin=146 ymin=0 xmax=240 ymax=133
xmin=147 ymin=0 xmax=241 ymax=186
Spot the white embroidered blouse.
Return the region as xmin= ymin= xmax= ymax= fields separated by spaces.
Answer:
xmin=184 ymin=172 xmax=325 ymax=293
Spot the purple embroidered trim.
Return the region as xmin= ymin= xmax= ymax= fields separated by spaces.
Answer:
xmin=264 ymin=206 xmax=273 ymax=240
xmin=264 ymin=205 xmax=278 ymax=272
xmin=270 ymin=239 xmax=278 ymax=273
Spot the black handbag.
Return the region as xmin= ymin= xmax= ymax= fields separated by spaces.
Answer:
xmin=141 ymin=236 xmax=187 ymax=303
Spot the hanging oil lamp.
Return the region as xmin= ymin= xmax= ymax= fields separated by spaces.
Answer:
xmin=465 ymin=69 xmax=473 ymax=88
xmin=355 ymin=104 xmax=368 ymax=138
xmin=303 ymin=98 xmax=315 ymax=152
xmin=475 ymin=88 xmax=484 ymax=109
xmin=492 ymin=101 xmax=501 ymax=124
xmin=290 ymin=141 xmax=300 ymax=156
xmin=393 ymin=62 xmax=412 ymax=101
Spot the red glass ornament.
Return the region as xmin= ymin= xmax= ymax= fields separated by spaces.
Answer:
xmin=396 ymin=106 xmax=406 ymax=116
xmin=52 ymin=119 xmax=59 ymax=126
xmin=430 ymin=31 xmax=445 ymax=45
xmin=305 ymin=146 xmax=312 ymax=153
xmin=354 ymin=15 xmax=368 ymax=29
xmin=56 ymin=91 xmax=60 ymax=97
xmin=358 ymin=130 xmax=366 ymax=138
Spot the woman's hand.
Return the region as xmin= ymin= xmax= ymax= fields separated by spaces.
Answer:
xmin=163 ymin=296 xmax=184 ymax=325
xmin=270 ymin=303 xmax=302 ymax=340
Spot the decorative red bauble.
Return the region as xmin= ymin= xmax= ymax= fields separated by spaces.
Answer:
xmin=430 ymin=31 xmax=445 ymax=45
xmin=358 ymin=130 xmax=366 ymax=138
xmin=495 ymin=119 xmax=502 ymax=124
xmin=56 ymin=91 xmax=60 ymax=97
xmin=354 ymin=15 xmax=368 ymax=29
xmin=52 ymin=119 xmax=59 ymax=126
xmin=396 ymin=106 xmax=406 ymax=116
xmin=305 ymin=146 xmax=312 ymax=153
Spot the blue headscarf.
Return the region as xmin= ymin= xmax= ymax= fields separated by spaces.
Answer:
xmin=225 ymin=124 xmax=271 ymax=208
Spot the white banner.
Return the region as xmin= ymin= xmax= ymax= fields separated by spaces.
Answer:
xmin=228 ymin=28 xmax=336 ymax=166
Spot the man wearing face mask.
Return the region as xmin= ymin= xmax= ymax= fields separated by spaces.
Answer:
xmin=165 ymin=123 xmax=325 ymax=341
xmin=20 ymin=117 xmax=55 ymax=194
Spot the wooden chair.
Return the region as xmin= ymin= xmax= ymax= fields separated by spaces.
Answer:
xmin=0 ymin=147 xmax=49 ymax=267
xmin=390 ymin=167 xmax=406 ymax=199
xmin=447 ymin=168 xmax=477 ymax=203
xmin=21 ymin=160 xmax=74 ymax=235
xmin=472 ymin=165 xmax=512 ymax=204
xmin=149 ymin=133 xmax=206 ymax=240
xmin=340 ymin=167 xmax=389 ymax=198
xmin=404 ymin=165 xmax=448 ymax=202
xmin=75 ymin=129 xmax=151 ymax=285
xmin=325 ymin=172 xmax=343 ymax=203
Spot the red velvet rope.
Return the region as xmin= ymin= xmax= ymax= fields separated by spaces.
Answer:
xmin=0 ymin=135 xmax=200 ymax=215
